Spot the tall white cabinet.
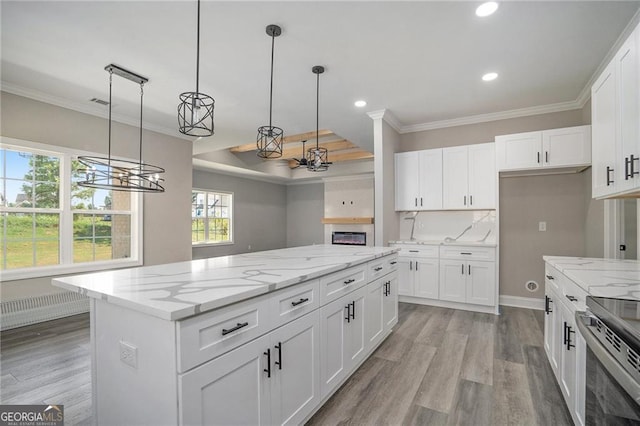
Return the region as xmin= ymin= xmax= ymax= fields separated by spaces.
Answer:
xmin=395 ymin=149 xmax=443 ymax=210
xmin=442 ymin=143 xmax=496 ymax=210
xmin=591 ymin=20 xmax=640 ymax=198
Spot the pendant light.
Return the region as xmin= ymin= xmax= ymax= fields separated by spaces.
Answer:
xmin=178 ymin=0 xmax=214 ymax=137
xmin=78 ymin=64 xmax=165 ymax=193
xmin=307 ymin=66 xmax=329 ymax=172
xmin=257 ymin=24 xmax=284 ymax=158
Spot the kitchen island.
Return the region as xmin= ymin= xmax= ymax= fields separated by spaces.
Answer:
xmin=53 ymin=245 xmax=399 ymax=425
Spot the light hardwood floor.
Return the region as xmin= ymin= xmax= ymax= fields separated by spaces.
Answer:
xmin=0 ymin=304 xmax=571 ymax=425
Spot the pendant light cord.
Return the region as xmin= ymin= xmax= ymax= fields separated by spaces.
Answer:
xmin=108 ymin=70 xmax=113 ymax=167
xmin=139 ymin=83 xmax=144 ymax=168
xmin=268 ymin=32 xmax=275 ymax=128
xmin=195 ymin=0 xmax=201 ymax=96
xmin=316 ymin=71 xmax=320 ymax=149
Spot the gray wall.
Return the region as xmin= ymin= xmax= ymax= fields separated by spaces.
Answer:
xmin=192 ymin=170 xmax=287 ymax=258
xmin=286 ymin=183 xmax=324 ymax=247
xmin=399 ymin=106 xmax=604 ymax=299
xmin=374 ymin=117 xmax=401 ymax=245
xmin=1 ymin=92 xmax=193 ymax=300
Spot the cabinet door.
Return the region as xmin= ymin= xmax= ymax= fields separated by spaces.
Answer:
xmin=270 ymin=311 xmax=320 ymax=426
xmin=617 ymin=28 xmax=640 ymax=192
xmin=395 ymin=152 xmax=420 ymax=210
xmin=559 ymin=302 xmax=577 ymax=414
xmin=542 ymin=126 xmax=591 ymax=168
xmin=466 ymin=260 xmax=495 ymax=306
xmin=319 ymin=297 xmax=349 ymax=398
xmin=179 ymin=334 xmax=271 ymax=426
xmin=345 ymin=286 xmax=367 ymax=370
xmin=414 ymin=258 xmax=439 ymax=299
xmin=543 ymin=288 xmax=559 ymax=375
xmin=383 ymin=275 xmax=398 ymax=330
xmin=495 ymin=131 xmax=542 ymax=171
xmin=591 ymin=61 xmax=618 ymax=198
xmin=442 ymin=146 xmax=469 ymax=209
xmin=439 ymin=260 xmax=466 ymax=303
xmin=573 ymin=330 xmax=587 ymax=426
xmin=418 ymin=149 xmax=443 ymax=210
xmin=467 ymin=143 xmax=496 ymax=209
xmin=397 ymin=258 xmax=414 ymax=296
xmin=364 ymin=278 xmax=384 ymax=348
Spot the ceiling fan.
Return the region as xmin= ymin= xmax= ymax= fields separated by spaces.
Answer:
xmin=290 ymin=140 xmax=309 ymax=168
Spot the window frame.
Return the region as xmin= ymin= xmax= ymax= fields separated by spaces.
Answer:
xmin=1 ymin=137 xmax=143 ymax=281
xmin=191 ymin=188 xmax=234 ymax=247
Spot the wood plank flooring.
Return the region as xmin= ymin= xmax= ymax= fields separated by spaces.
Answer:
xmin=0 ymin=304 xmax=571 ymax=426
xmin=308 ymin=303 xmax=572 ymax=425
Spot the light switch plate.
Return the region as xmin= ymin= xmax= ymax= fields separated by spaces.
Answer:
xmin=539 ymin=221 xmax=547 ymax=232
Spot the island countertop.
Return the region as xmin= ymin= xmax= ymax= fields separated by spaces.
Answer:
xmin=544 ymin=256 xmax=640 ymax=301
xmin=52 ymin=244 xmax=399 ymax=321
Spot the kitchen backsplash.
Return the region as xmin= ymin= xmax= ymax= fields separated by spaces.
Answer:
xmin=399 ymin=210 xmax=496 ymax=243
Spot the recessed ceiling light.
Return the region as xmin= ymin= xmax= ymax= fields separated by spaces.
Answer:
xmin=354 ymin=100 xmax=367 ymax=108
xmin=482 ymin=72 xmax=498 ymax=82
xmin=476 ymin=2 xmax=499 ymax=17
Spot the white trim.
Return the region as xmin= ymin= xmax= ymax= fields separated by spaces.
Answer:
xmin=499 ymin=295 xmax=545 ymax=311
xmin=191 ymin=189 xmax=234 ymax=246
xmin=1 ymin=83 xmax=192 ymax=142
xmin=321 ymin=173 xmax=373 ymax=183
xmin=398 ymin=296 xmax=498 ymax=315
xmin=367 ymin=109 xmax=402 ymax=133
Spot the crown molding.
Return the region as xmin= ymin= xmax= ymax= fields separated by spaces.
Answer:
xmin=366 ymin=109 xmax=402 ymax=133
xmin=1 ymin=81 xmax=192 ymax=141
xmin=401 ymin=99 xmax=583 ymax=133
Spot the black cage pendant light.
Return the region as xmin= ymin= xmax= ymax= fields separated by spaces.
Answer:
xmin=178 ymin=0 xmax=214 ymax=137
xmin=256 ymin=24 xmax=284 ymax=158
xmin=78 ymin=64 xmax=165 ymax=193
xmin=307 ymin=66 xmax=329 ymax=172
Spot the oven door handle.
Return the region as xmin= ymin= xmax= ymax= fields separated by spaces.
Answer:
xmin=575 ymin=311 xmax=640 ymax=405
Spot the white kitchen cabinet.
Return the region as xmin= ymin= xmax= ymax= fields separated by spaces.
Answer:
xmin=439 ymin=259 xmax=495 ymax=307
xmin=364 ymin=277 xmax=384 ymax=348
xmin=180 ymin=311 xmax=321 ymax=426
xmin=543 ymin=286 xmax=559 ymax=374
xmin=558 ymin=300 xmax=577 ymax=416
xmin=442 ymin=142 xmax=496 ymax=210
xmin=496 ymin=126 xmax=591 ymax=173
xmin=591 ymin=21 xmax=640 ymax=198
xmin=382 ymin=275 xmax=398 ymax=329
xmin=394 ymin=149 xmax=443 ymax=211
xmin=394 ymin=245 xmax=439 ymax=299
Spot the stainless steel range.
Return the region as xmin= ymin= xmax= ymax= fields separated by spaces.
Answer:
xmin=576 ymin=296 xmax=640 ymax=424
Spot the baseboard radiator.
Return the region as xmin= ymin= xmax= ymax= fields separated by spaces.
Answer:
xmin=1 ymin=292 xmax=89 ymax=331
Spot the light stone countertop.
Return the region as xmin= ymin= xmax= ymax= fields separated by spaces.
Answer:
xmin=544 ymin=256 xmax=640 ymax=301
xmin=53 ymin=245 xmax=399 ymax=321
xmin=389 ymin=240 xmax=498 ymax=248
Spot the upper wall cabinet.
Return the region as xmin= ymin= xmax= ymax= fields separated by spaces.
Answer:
xmin=592 ymin=21 xmax=640 ymax=199
xmin=442 ymin=142 xmax=496 ymax=210
xmin=495 ymin=125 xmax=591 ymax=174
xmin=395 ymin=149 xmax=443 ymax=211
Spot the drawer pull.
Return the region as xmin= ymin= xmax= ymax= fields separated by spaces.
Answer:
xmin=374 ymin=266 xmax=383 ymax=272
xmin=409 ymin=250 xmax=419 ymax=253
xmin=390 ymin=261 xmax=398 ymax=265
xmin=222 ymin=322 xmax=249 ymax=336
xmin=344 ymin=278 xmax=356 ymax=285
xmin=460 ymin=252 xmax=472 ymax=255
xmin=566 ymin=295 xmax=578 ymax=302
xmin=291 ymin=297 xmax=309 ymax=307
xmin=545 ymin=274 xmax=554 ymax=280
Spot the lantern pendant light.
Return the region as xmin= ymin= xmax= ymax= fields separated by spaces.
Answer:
xmin=257 ymin=24 xmax=284 ymax=158
xmin=307 ymin=65 xmax=329 ymax=172
xmin=178 ymin=0 xmax=214 ymax=137
xmin=78 ymin=64 xmax=165 ymax=193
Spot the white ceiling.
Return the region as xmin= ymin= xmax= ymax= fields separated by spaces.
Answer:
xmin=2 ymin=1 xmax=639 ymax=181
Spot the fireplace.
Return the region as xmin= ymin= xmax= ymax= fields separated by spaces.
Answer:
xmin=331 ymin=231 xmax=367 ymax=246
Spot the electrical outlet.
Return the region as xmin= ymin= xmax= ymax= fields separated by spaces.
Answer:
xmin=538 ymin=221 xmax=547 ymax=232
xmin=120 ymin=341 xmax=137 ymax=369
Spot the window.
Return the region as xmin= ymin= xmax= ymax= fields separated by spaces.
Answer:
xmin=192 ymin=190 xmax=233 ymax=245
xmin=0 ymin=138 xmax=142 ymax=280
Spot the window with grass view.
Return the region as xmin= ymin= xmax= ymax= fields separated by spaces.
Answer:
xmin=0 ymin=142 xmax=140 ymax=275
xmin=192 ymin=190 xmax=232 ymax=244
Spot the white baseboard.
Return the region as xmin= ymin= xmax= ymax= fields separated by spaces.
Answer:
xmin=499 ymin=295 xmax=545 ymax=311
xmin=398 ymin=295 xmax=498 ymax=315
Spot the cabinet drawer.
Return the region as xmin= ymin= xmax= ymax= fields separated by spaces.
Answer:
xmin=177 ymin=296 xmax=271 ymax=373
xmin=393 ymin=245 xmax=439 ymax=258
xmin=270 ymin=279 xmax=319 ymax=328
xmin=368 ymin=255 xmax=398 ymax=280
xmin=559 ymin=275 xmax=588 ymax=313
xmin=439 ymin=245 xmax=496 ymax=261
xmin=545 ymin=264 xmax=561 ymax=293
xmin=319 ymin=265 xmax=367 ymax=304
